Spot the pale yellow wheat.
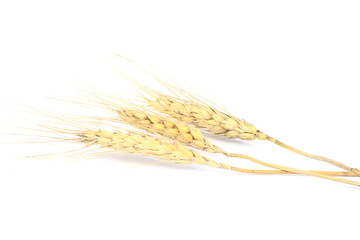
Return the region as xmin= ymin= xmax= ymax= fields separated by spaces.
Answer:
xmin=112 ymin=55 xmax=360 ymax=176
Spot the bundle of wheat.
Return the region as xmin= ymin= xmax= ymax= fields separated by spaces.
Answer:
xmin=13 ymin=55 xmax=360 ymax=188
xmin=116 ymin=63 xmax=360 ymax=177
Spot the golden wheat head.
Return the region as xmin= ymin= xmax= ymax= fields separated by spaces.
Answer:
xmin=115 ymin=108 xmax=224 ymax=153
xmin=147 ymin=94 xmax=265 ymax=140
xmin=41 ymin=120 xmax=230 ymax=170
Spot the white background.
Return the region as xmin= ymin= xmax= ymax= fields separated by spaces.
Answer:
xmin=1 ymin=1 xmax=360 ymax=239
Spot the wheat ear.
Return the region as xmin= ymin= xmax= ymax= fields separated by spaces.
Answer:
xmin=29 ymin=118 xmax=228 ymax=169
xmin=33 ymin=120 xmax=360 ymax=187
xmin=77 ymin=129 xmax=232 ymax=168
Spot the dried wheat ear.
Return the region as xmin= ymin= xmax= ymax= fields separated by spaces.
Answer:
xmin=129 ymin=80 xmax=360 ymax=177
xmin=77 ymin=129 xmax=229 ymax=169
xmin=31 ymin=118 xmax=360 ymax=187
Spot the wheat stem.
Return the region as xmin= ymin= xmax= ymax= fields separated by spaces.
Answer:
xmin=229 ymin=168 xmax=355 ymax=176
xmin=226 ymin=153 xmax=360 ymax=187
xmin=263 ymin=134 xmax=360 ymax=177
